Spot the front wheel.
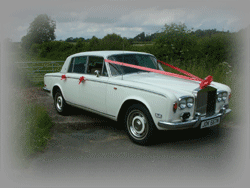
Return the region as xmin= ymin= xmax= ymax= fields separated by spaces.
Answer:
xmin=124 ymin=104 xmax=157 ymax=145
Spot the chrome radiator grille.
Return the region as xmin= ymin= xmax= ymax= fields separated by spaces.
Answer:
xmin=195 ymin=86 xmax=217 ymax=116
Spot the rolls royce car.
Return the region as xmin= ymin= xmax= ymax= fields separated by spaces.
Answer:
xmin=43 ymin=51 xmax=231 ymax=145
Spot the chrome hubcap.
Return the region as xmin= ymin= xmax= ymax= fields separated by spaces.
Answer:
xmin=127 ymin=110 xmax=148 ymax=139
xmin=56 ymin=96 xmax=63 ymax=111
xmin=132 ymin=116 xmax=145 ymax=134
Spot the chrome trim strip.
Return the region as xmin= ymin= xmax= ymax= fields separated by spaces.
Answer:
xmin=44 ymin=75 xmax=61 ymax=78
xmin=52 ymin=76 xmax=167 ymax=98
xmin=158 ymin=107 xmax=231 ymax=130
xmin=108 ymin=83 xmax=167 ymax=98
xmin=66 ymin=101 xmax=116 ymax=118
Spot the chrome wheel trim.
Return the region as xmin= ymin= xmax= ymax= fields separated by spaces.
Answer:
xmin=56 ymin=95 xmax=63 ymax=111
xmin=127 ymin=109 xmax=148 ymax=140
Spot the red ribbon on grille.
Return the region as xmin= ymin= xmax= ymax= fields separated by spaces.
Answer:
xmin=79 ymin=76 xmax=85 ymax=84
xmin=61 ymin=74 xmax=66 ymax=80
xmin=105 ymin=59 xmax=213 ymax=89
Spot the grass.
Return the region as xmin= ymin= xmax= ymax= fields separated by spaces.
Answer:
xmin=12 ymin=101 xmax=54 ymax=165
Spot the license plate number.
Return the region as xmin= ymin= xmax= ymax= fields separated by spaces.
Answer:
xmin=200 ymin=117 xmax=220 ymax=129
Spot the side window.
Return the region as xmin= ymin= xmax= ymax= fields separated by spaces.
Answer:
xmin=69 ymin=56 xmax=87 ymax=73
xmin=87 ymin=56 xmax=107 ymax=76
xmin=68 ymin=58 xmax=74 ymax=72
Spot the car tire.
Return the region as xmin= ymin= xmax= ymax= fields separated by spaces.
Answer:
xmin=124 ymin=104 xmax=157 ymax=145
xmin=54 ymin=90 xmax=68 ymax=115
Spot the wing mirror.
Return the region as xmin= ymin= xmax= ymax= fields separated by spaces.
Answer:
xmin=94 ymin=70 xmax=100 ymax=77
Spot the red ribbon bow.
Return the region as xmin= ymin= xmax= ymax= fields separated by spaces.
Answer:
xmin=61 ymin=74 xmax=66 ymax=80
xmin=79 ymin=76 xmax=85 ymax=84
xmin=199 ymin=75 xmax=213 ymax=89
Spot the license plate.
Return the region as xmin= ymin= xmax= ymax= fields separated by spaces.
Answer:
xmin=200 ymin=117 xmax=220 ymax=129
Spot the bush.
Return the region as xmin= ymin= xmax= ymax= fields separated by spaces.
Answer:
xmin=154 ymin=23 xmax=197 ymax=62
xmin=25 ymin=22 xmax=243 ymax=69
xmin=195 ymin=33 xmax=232 ymax=68
xmin=39 ymin=41 xmax=75 ymax=60
xmin=100 ymin=33 xmax=131 ymax=50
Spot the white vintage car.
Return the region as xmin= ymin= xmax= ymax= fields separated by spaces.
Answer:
xmin=44 ymin=51 xmax=231 ymax=145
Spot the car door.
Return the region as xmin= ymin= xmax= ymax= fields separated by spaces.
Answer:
xmin=78 ymin=56 xmax=109 ymax=114
xmin=63 ymin=56 xmax=88 ymax=105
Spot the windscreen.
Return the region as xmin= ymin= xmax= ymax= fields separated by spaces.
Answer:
xmin=108 ymin=54 xmax=159 ymax=76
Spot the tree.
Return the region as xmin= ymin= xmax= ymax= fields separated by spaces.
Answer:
xmin=65 ymin=37 xmax=74 ymax=42
xmin=74 ymin=39 xmax=88 ymax=52
xmin=100 ymin=33 xmax=130 ymax=50
xmin=88 ymin=36 xmax=101 ymax=51
xmin=134 ymin=32 xmax=146 ymax=42
xmin=21 ymin=14 xmax=56 ymax=50
xmin=154 ymin=22 xmax=196 ymax=61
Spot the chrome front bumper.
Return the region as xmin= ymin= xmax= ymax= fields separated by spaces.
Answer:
xmin=43 ymin=87 xmax=51 ymax=93
xmin=158 ymin=106 xmax=231 ymax=130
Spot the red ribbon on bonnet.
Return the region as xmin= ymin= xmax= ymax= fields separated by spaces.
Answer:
xmin=105 ymin=59 xmax=213 ymax=89
xmin=157 ymin=60 xmax=213 ymax=89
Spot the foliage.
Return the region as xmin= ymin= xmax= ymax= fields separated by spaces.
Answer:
xmin=190 ymin=28 xmax=229 ymax=38
xmin=100 ymin=33 xmax=130 ymax=50
xmin=151 ymin=22 xmax=242 ymax=69
xmin=36 ymin=33 xmax=133 ymax=60
xmin=39 ymin=41 xmax=74 ymax=60
xmin=21 ymin=14 xmax=56 ymax=50
xmin=74 ymin=39 xmax=88 ymax=53
xmin=17 ymin=17 xmax=244 ymax=70
xmin=13 ymin=102 xmax=54 ymax=159
xmin=65 ymin=37 xmax=85 ymax=42
xmin=88 ymin=36 xmax=101 ymax=51
xmin=195 ymin=33 xmax=232 ymax=68
xmin=134 ymin=32 xmax=158 ymax=42
xmin=154 ymin=23 xmax=196 ymax=62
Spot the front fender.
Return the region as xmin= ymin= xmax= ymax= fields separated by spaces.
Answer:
xmin=118 ymin=94 xmax=169 ymax=127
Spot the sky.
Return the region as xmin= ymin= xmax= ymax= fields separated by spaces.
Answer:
xmin=1 ymin=0 xmax=250 ymax=42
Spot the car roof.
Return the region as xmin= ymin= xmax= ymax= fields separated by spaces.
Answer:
xmin=69 ymin=50 xmax=154 ymax=59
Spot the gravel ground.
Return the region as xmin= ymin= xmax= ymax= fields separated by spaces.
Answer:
xmin=6 ymin=86 xmax=245 ymax=188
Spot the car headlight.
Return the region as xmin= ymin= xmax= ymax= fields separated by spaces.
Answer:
xmin=217 ymin=91 xmax=228 ymax=102
xmin=217 ymin=93 xmax=222 ymax=102
xmin=179 ymin=99 xmax=186 ymax=109
xmin=222 ymin=92 xmax=227 ymax=101
xmin=187 ymin=98 xmax=194 ymax=108
xmin=179 ymin=96 xmax=194 ymax=109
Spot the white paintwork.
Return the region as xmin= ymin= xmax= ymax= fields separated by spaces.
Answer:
xmin=44 ymin=51 xmax=231 ymax=130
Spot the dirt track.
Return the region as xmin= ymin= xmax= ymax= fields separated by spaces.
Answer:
xmin=8 ymin=86 xmax=244 ymax=188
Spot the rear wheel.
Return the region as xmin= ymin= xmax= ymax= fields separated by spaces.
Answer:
xmin=124 ymin=104 xmax=157 ymax=145
xmin=54 ymin=90 xmax=68 ymax=115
